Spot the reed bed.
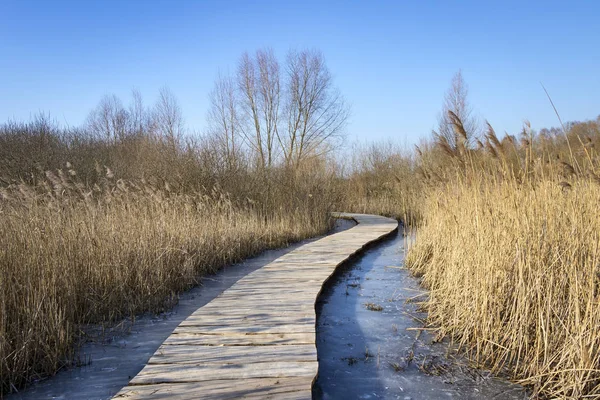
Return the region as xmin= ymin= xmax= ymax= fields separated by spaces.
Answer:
xmin=406 ymin=114 xmax=600 ymax=398
xmin=407 ymin=177 xmax=600 ymax=398
xmin=339 ymin=141 xmax=423 ymax=225
xmin=3 ymin=98 xmax=599 ymax=398
xmin=0 ymin=171 xmax=331 ymax=393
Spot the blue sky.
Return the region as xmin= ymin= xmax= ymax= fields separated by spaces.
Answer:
xmin=1 ymin=0 xmax=599 ymax=145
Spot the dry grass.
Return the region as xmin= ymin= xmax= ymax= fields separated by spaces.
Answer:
xmin=407 ymin=177 xmax=600 ymax=398
xmin=4 ymin=98 xmax=599 ymax=398
xmin=0 ymin=170 xmax=332 ymax=393
xmin=339 ymin=141 xmax=422 ymax=225
xmin=364 ymin=302 xmax=384 ymax=312
xmin=405 ymin=114 xmax=600 ymax=398
xmin=0 ymin=107 xmax=342 ymax=394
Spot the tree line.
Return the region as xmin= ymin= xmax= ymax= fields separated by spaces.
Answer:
xmin=82 ymin=48 xmax=349 ymax=175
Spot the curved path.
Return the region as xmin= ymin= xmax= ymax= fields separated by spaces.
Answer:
xmin=114 ymin=213 xmax=397 ymax=400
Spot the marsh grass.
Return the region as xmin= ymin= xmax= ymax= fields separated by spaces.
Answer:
xmin=4 ymin=105 xmax=600 ymax=398
xmin=406 ymin=114 xmax=600 ymax=398
xmin=0 ymin=164 xmax=333 ymax=393
xmin=340 ymin=141 xmax=422 ymax=224
xmin=407 ymin=177 xmax=600 ymax=397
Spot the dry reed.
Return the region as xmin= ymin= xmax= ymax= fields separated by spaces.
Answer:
xmin=406 ymin=115 xmax=600 ymax=398
xmin=0 ymin=170 xmax=332 ymax=393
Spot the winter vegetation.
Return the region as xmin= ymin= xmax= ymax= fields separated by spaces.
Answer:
xmin=0 ymin=48 xmax=343 ymax=393
xmin=1 ymin=48 xmax=599 ymax=398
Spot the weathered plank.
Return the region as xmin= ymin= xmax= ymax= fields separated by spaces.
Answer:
xmin=113 ymin=213 xmax=397 ymax=399
xmin=162 ymin=332 xmax=315 ymax=346
xmin=114 ymin=378 xmax=311 ymax=399
xmin=179 ymin=315 xmax=314 ymax=327
xmin=149 ymin=344 xmax=317 ymax=365
xmin=129 ymin=361 xmax=318 ymax=385
xmin=173 ymin=323 xmax=315 ymax=334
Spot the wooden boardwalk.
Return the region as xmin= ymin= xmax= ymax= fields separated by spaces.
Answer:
xmin=114 ymin=213 xmax=397 ymax=400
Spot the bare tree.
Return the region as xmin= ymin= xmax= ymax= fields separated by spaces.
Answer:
xmin=256 ymin=49 xmax=281 ymax=168
xmin=128 ymin=88 xmax=149 ymax=137
xmin=153 ymin=87 xmax=185 ymax=150
xmin=86 ymin=94 xmax=129 ymax=142
xmin=206 ymin=73 xmax=242 ymax=171
xmin=207 ymin=48 xmax=348 ymax=171
xmin=283 ymin=49 xmax=349 ymax=168
xmin=435 ymin=70 xmax=479 ymax=150
xmin=237 ymin=49 xmax=281 ymax=170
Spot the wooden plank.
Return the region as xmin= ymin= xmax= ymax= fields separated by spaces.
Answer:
xmin=129 ymin=361 xmax=318 ymax=385
xmin=195 ymin=304 xmax=314 ymax=313
xmin=149 ymin=344 xmax=316 ymax=365
xmin=203 ymin=292 xmax=317 ymax=300
xmin=113 ymin=213 xmax=397 ymax=399
xmin=163 ymin=332 xmax=315 ymax=346
xmin=114 ymin=378 xmax=311 ymax=399
xmin=179 ymin=315 xmax=314 ymax=327
xmin=220 ymin=287 xmax=313 ymax=293
xmin=173 ymin=323 xmax=315 ymax=334
xmin=184 ymin=310 xmax=314 ymax=319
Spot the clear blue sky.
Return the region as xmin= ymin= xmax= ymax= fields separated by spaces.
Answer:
xmin=1 ymin=0 xmax=599 ymax=145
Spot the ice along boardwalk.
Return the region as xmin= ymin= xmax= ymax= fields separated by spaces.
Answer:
xmin=114 ymin=213 xmax=398 ymax=400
